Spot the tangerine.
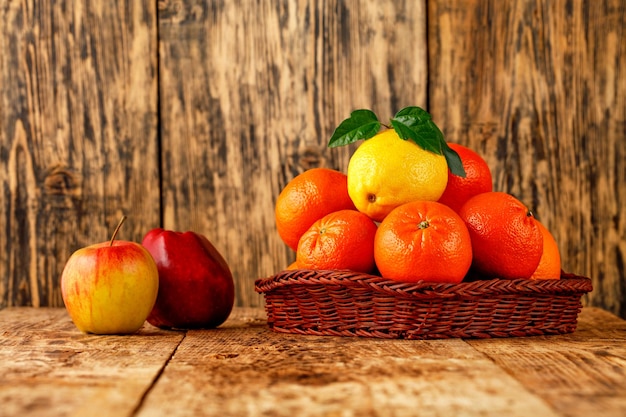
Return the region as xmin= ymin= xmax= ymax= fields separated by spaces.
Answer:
xmin=296 ymin=210 xmax=378 ymax=273
xmin=530 ymin=220 xmax=562 ymax=280
xmin=275 ymin=168 xmax=356 ymax=251
xmin=374 ymin=201 xmax=472 ymax=283
xmin=458 ymin=192 xmax=543 ymax=280
xmin=438 ymin=143 xmax=493 ymax=213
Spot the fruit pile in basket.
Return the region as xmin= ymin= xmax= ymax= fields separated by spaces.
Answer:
xmin=275 ymin=107 xmax=561 ymax=284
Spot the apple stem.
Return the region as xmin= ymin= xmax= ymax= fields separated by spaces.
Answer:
xmin=110 ymin=216 xmax=127 ymax=247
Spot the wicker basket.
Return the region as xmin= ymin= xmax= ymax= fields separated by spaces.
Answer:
xmin=254 ymin=270 xmax=593 ymax=339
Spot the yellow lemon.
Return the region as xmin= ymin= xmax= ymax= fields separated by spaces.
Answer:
xmin=347 ymin=129 xmax=448 ymax=222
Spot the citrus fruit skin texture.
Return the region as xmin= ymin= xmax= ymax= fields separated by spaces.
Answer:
xmin=530 ymin=220 xmax=562 ymax=280
xmin=347 ymin=129 xmax=449 ymax=222
xmin=275 ymin=168 xmax=356 ymax=251
xmin=438 ymin=143 xmax=493 ymax=213
xmin=458 ymin=192 xmax=543 ymax=280
xmin=374 ymin=201 xmax=472 ymax=283
xmin=297 ymin=210 xmax=378 ymax=273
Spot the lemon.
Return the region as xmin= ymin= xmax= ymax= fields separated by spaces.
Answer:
xmin=347 ymin=129 xmax=448 ymax=222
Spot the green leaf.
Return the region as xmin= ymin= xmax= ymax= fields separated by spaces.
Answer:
xmin=391 ymin=106 xmax=466 ymax=178
xmin=442 ymin=142 xmax=466 ymax=178
xmin=328 ymin=109 xmax=381 ymax=147
xmin=390 ymin=106 xmax=443 ymax=154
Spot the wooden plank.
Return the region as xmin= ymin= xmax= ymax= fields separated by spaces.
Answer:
xmin=0 ymin=0 xmax=160 ymax=309
xmin=0 ymin=0 xmax=623 ymax=322
xmin=428 ymin=1 xmax=626 ymax=317
xmin=0 ymin=307 xmax=184 ymax=417
xmin=467 ymin=308 xmax=626 ymax=417
xmin=157 ymin=0 xmax=428 ymax=307
xmin=136 ymin=308 xmax=559 ymax=417
xmin=573 ymin=306 xmax=626 ymax=336
xmin=1 ymin=307 xmax=624 ymax=416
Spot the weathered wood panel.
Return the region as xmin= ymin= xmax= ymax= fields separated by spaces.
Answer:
xmin=157 ymin=0 xmax=427 ymax=307
xmin=1 ymin=307 xmax=625 ymax=417
xmin=137 ymin=308 xmax=561 ymax=417
xmin=468 ymin=308 xmax=626 ymax=417
xmin=428 ymin=0 xmax=626 ymax=317
xmin=0 ymin=1 xmax=160 ymax=308
xmin=0 ymin=0 xmax=624 ymax=317
xmin=0 ymin=308 xmax=184 ymax=417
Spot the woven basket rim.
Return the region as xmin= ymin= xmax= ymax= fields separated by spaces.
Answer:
xmin=255 ymin=269 xmax=593 ymax=339
xmin=255 ymin=269 xmax=593 ymax=298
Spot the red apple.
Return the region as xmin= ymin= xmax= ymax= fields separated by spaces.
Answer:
xmin=142 ymin=228 xmax=235 ymax=329
xmin=61 ymin=217 xmax=159 ymax=334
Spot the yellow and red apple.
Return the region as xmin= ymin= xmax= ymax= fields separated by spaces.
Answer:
xmin=61 ymin=218 xmax=159 ymax=334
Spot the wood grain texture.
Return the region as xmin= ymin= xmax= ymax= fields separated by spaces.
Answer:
xmin=157 ymin=0 xmax=427 ymax=307
xmin=0 ymin=0 xmax=624 ymax=317
xmin=136 ymin=308 xmax=559 ymax=417
xmin=0 ymin=307 xmax=184 ymax=417
xmin=468 ymin=308 xmax=626 ymax=417
xmin=1 ymin=306 xmax=624 ymax=417
xmin=0 ymin=1 xmax=160 ymax=308
xmin=428 ymin=0 xmax=625 ymax=317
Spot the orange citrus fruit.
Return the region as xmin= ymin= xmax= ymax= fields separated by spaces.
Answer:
xmin=530 ymin=220 xmax=561 ymax=280
xmin=275 ymin=168 xmax=356 ymax=251
xmin=347 ymin=128 xmax=448 ymax=222
xmin=438 ymin=143 xmax=493 ymax=213
xmin=458 ymin=192 xmax=543 ymax=280
xmin=374 ymin=201 xmax=472 ymax=283
xmin=296 ymin=210 xmax=378 ymax=273
xmin=285 ymin=261 xmax=299 ymax=270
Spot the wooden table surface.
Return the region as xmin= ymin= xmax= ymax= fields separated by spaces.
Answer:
xmin=1 ymin=306 xmax=625 ymax=417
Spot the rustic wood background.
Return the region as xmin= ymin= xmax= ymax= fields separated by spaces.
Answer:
xmin=1 ymin=1 xmax=624 ymax=317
